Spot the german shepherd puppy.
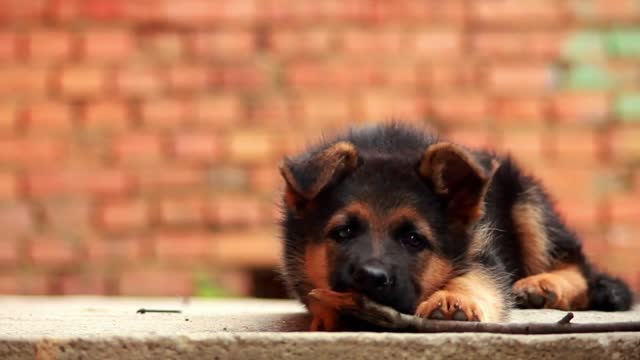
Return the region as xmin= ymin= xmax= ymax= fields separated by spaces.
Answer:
xmin=279 ymin=123 xmax=633 ymax=330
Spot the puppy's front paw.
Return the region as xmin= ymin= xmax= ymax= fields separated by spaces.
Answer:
xmin=309 ymin=302 xmax=339 ymax=331
xmin=512 ymin=274 xmax=563 ymax=309
xmin=415 ymin=290 xmax=483 ymax=322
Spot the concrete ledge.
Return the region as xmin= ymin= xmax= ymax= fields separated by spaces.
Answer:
xmin=1 ymin=297 xmax=639 ymax=359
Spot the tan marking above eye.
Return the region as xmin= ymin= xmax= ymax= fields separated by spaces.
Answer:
xmin=386 ymin=207 xmax=438 ymax=250
xmin=323 ymin=201 xmax=375 ymax=237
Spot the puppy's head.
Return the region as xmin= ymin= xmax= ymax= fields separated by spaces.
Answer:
xmin=280 ymin=139 xmax=494 ymax=314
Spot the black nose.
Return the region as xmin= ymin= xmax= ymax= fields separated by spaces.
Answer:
xmin=352 ymin=262 xmax=391 ymax=293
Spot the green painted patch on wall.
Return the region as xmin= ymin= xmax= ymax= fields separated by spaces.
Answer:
xmin=615 ymin=93 xmax=640 ymax=122
xmin=562 ymin=31 xmax=606 ymax=59
xmin=566 ymin=64 xmax=615 ymax=90
xmin=608 ymin=29 xmax=640 ymax=57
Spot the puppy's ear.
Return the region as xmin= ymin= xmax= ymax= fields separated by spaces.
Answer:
xmin=419 ymin=142 xmax=495 ymax=230
xmin=280 ymin=141 xmax=359 ymax=211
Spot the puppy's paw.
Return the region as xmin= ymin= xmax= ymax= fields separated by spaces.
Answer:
xmin=512 ymin=274 xmax=562 ymax=309
xmin=309 ymin=302 xmax=339 ymax=331
xmin=415 ymin=290 xmax=483 ymax=322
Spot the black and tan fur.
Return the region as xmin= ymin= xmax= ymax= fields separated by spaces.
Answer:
xmin=279 ymin=123 xmax=633 ymax=330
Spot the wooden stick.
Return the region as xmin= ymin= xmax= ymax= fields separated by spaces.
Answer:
xmin=308 ymin=289 xmax=640 ymax=334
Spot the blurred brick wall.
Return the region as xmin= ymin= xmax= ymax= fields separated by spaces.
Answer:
xmin=0 ymin=0 xmax=638 ymax=296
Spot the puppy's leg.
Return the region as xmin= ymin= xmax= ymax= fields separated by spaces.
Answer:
xmin=513 ymin=264 xmax=589 ymax=310
xmin=415 ymin=267 xmax=508 ymax=322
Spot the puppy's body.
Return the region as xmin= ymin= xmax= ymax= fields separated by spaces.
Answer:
xmin=279 ymin=123 xmax=632 ymax=330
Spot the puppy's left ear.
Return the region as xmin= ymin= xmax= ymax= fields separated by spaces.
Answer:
xmin=280 ymin=141 xmax=359 ymax=212
xmin=419 ymin=142 xmax=495 ymax=230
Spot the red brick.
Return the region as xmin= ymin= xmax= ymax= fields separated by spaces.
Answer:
xmin=113 ymin=133 xmax=164 ymax=164
xmin=195 ymin=95 xmax=242 ymax=129
xmin=25 ymin=101 xmax=73 ymax=132
xmin=28 ymin=236 xmax=75 ymax=266
xmin=549 ymin=93 xmax=610 ymax=124
xmin=610 ymin=127 xmax=640 ymax=162
xmin=218 ymin=0 xmax=259 ymax=23
xmin=0 ymin=275 xmax=19 ymax=294
xmin=603 ymin=226 xmax=640 ymax=279
xmin=98 ymin=199 xmax=150 ymax=231
xmin=0 ymin=238 xmax=19 ymax=265
xmin=446 ymin=128 xmax=493 ymax=149
xmin=162 ymin=0 xmax=218 ymax=25
xmin=287 ymin=62 xmax=379 ymax=90
xmin=191 ymin=30 xmax=255 ymax=59
xmin=0 ymin=66 xmax=49 ymax=97
xmin=487 ymin=65 xmax=553 ymax=93
xmin=0 ymin=32 xmax=18 ymax=61
xmin=214 ymin=230 xmax=280 ymax=267
xmin=381 ymin=63 xmax=418 ymax=89
xmin=340 ymin=28 xmax=404 ymax=56
xmin=41 ymin=198 xmax=91 ymax=230
xmin=0 ymin=173 xmax=17 ymax=199
xmin=59 ymin=66 xmax=106 ymax=98
xmin=270 ymin=28 xmax=333 ymax=56
xmin=471 ymin=31 xmax=566 ymax=59
xmin=527 ymin=31 xmax=567 ymax=59
xmin=116 ymin=65 xmax=162 ymax=97
xmin=493 ymin=96 xmax=546 ymax=124
xmin=118 ymin=269 xmax=193 ymax=296
xmin=173 ymin=133 xmax=223 ymax=162
xmin=250 ymin=96 xmax=291 ymax=127
xmin=551 ymin=128 xmax=601 ymax=165
xmin=77 ymin=0 xmax=124 ymax=20
xmin=58 ymin=273 xmax=108 ymax=295
xmin=219 ymin=65 xmax=266 ymax=91
xmin=0 ymin=139 xmax=65 ymax=166
xmin=537 ymin=167 xmax=598 ymax=201
xmin=166 ymin=64 xmax=211 ymax=92
xmin=85 ymin=99 xmax=130 ymax=132
xmin=158 ymin=197 xmax=205 ymax=226
xmin=140 ymin=32 xmax=185 ymax=61
xmin=0 ymin=0 xmax=47 ymax=21
xmin=609 ymin=193 xmax=640 ymax=223
xmin=205 ymin=196 xmax=265 ymax=227
xmin=28 ymin=30 xmax=74 ymax=62
xmin=359 ymin=92 xmax=422 ymax=122
xmin=497 ymin=129 xmax=546 ymax=166
xmin=580 ymin=0 xmax=640 ymax=22
xmin=19 ymin=273 xmax=49 ymax=295
xmin=228 ymin=131 xmax=275 ymax=164
xmin=26 ymin=169 xmax=131 ymax=198
xmin=25 ymin=171 xmax=73 ymax=197
xmin=85 ymin=169 xmax=133 ymax=196
xmin=555 ymin=198 xmax=603 ymax=228
xmin=472 ymin=32 xmax=524 ymax=58
xmin=249 ymin=166 xmax=282 ymax=194
xmin=154 ymin=232 xmax=214 ymax=261
xmin=121 ymin=0 xmax=164 ymax=23
xmin=87 ymin=237 xmax=142 ymax=263
xmin=135 ymin=167 xmax=204 ymax=192
xmin=141 ymin=98 xmax=188 ymax=129
xmin=429 ymin=94 xmax=488 ymax=124
xmin=299 ymin=95 xmax=352 ymax=126
xmin=413 ymin=29 xmax=462 ymax=58
xmin=83 ymin=29 xmax=136 ymax=62
xmin=421 ymin=63 xmax=479 ymax=91
xmin=0 ymin=101 xmax=19 ymax=132
xmin=470 ymin=0 xmax=564 ymax=25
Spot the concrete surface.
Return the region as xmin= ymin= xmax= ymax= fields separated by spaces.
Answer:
xmin=0 ymin=296 xmax=639 ymax=359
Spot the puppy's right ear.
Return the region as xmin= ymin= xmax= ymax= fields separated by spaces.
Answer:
xmin=280 ymin=141 xmax=359 ymax=211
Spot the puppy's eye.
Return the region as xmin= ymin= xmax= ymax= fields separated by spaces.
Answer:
xmin=398 ymin=231 xmax=428 ymax=252
xmin=329 ymin=224 xmax=359 ymax=243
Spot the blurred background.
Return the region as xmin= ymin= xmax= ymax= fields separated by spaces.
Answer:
xmin=0 ymin=0 xmax=638 ymax=298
